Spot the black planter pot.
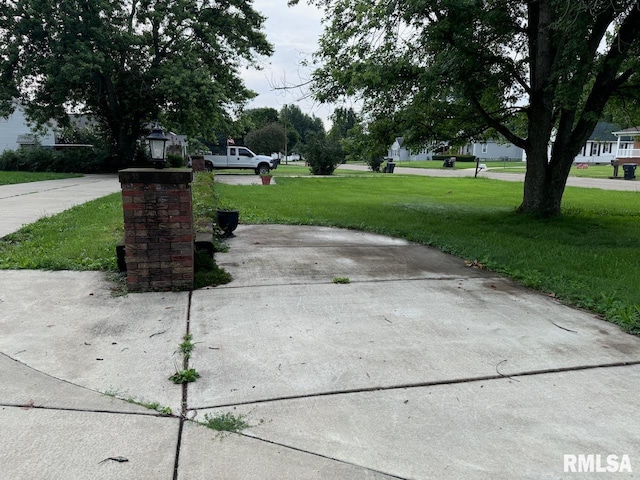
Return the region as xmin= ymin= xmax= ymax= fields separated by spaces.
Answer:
xmin=217 ymin=209 xmax=239 ymax=238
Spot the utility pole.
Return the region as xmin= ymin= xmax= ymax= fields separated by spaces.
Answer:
xmin=283 ymin=104 xmax=288 ymax=165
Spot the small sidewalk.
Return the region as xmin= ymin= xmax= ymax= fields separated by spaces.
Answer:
xmin=0 ymin=174 xmax=121 ymax=238
xmin=1 ymin=224 xmax=639 ymax=479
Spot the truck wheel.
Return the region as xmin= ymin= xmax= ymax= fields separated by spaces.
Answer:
xmin=257 ymin=164 xmax=270 ymax=175
xmin=205 ymin=161 xmax=213 ymax=172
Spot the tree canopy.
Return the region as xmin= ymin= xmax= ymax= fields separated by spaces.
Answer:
xmin=0 ymin=0 xmax=272 ymax=168
xmin=239 ymin=107 xmax=280 ymax=132
xmin=244 ymin=122 xmax=285 ymax=155
xmin=280 ymin=104 xmax=325 ymax=144
xmin=305 ymin=0 xmax=640 ymax=216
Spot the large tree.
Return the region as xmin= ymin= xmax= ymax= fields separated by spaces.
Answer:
xmin=244 ymin=122 xmax=285 ymax=155
xmin=305 ymin=0 xmax=640 ymax=216
xmin=242 ymin=107 xmax=280 ymax=130
xmin=280 ymin=104 xmax=325 ymax=143
xmin=328 ymin=106 xmax=357 ymax=139
xmin=0 ymin=0 xmax=272 ymax=168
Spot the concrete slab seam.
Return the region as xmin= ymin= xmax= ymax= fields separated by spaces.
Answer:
xmin=0 ymin=402 xmax=169 ymax=418
xmin=188 ymin=360 xmax=640 ymax=411
xmin=238 ymin=432 xmax=410 ymax=480
xmin=173 ymin=289 xmax=193 ymax=480
xmin=0 ymin=180 xmax=108 ymax=200
xmin=0 ymin=351 xmax=168 ymax=416
xmin=211 ymin=275 xmax=504 ymax=290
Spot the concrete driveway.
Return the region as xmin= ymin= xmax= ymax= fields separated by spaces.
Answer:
xmin=0 ymin=174 xmax=121 ymax=238
xmin=1 ymin=224 xmax=639 ymax=479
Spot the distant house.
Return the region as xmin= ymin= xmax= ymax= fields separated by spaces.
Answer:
xmin=613 ymin=126 xmax=640 ymax=163
xmin=460 ymin=139 xmax=523 ymax=161
xmin=166 ymin=132 xmax=188 ymax=158
xmin=388 ymin=137 xmax=439 ymax=161
xmin=0 ymin=103 xmax=56 ymax=154
xmin=389 ymin=135 xmax=524 ymax=162
xmin=573 ymin=122 xmax=619 ymax=164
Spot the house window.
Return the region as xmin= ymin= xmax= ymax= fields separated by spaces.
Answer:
xmin=481 ymin=144 xmax=488 ymax=153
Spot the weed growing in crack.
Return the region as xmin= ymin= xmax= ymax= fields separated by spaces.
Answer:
xmin=107 ymin=272 xmax=128 ymax=297
xmin=169 ymin=368 xmax=200 ymax=384
xmin=103 ymin=390 xmax=173 ymax=415
xmin=129 ymin=400 xmax=173 ymax=415
xmin=202 ymin=412 xmax=250 ymax=433
xmin=177 ymin=333 xmax=196 ymax=361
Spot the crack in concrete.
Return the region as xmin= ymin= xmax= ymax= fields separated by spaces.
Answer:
xmin=0 ymin=402 xmax=167 ymax=417
xmin=239 ymin=432 xmax=410 ymax=480
xmin=189 ymin=360 xmax=640 ymax=411
xmin=0 ymin=180 xmax=107 ymax=200
xmin=173 ymin=290 xmax=193 ymax=480
xmin=212 ymin=275 xmax=501 ymax=290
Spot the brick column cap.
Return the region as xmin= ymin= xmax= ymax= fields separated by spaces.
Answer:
xmin=119 ymin=168 xmax=193 ymax=185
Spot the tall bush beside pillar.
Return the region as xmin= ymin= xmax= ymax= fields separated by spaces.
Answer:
xmin=119 ymin=168 xmax=194 ymax=292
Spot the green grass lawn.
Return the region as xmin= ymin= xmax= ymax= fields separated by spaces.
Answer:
xmin=0 ymin=193 xmax=124 ymax=270
xmin=218 ymin=176 xmax=640 ymax=333
xmin=1 ymin=173 xmax=638 ymax=332
xmin=214 ymin=163 xmax=375 ymax=177
xmin=0 ymin=171 xmax=82 ymax=185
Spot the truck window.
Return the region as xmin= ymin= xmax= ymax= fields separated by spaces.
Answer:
xmin=229 ymin=147 xmax=236 ymax=156
xmin=238 ymin=148 xmax=252 ymax=157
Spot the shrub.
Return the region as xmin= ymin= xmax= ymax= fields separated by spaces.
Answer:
xmin=303 ymin=133 xmax=343 ymax=175
xmin=167 ymin=154 xmax=184 ymax=168
xmin=0 ymin=146 xmax=110 ymax=173
xmin=366 ymin=155 xmax=385 ymax=173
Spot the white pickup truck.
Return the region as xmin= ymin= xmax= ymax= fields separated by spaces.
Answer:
xmin=202 ymin=146 xmax=277 ymax=175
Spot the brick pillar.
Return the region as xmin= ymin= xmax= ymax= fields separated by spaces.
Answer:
xmin=190 ymin=156 xmax=205 ymax=172
xmin=119 ymin=168 xmax=194 ymax=292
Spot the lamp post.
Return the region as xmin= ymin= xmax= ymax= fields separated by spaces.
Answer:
xmin=147 ymin=125 xmax=169 ymax=169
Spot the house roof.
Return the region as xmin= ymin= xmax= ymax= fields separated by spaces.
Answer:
xmin=589 ymin=122 xmax=620 ymax=141
xmin=612 ymin=126 xmax=640 ymax=137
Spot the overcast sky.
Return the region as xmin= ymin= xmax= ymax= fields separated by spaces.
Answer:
xmin=241 ymin=0 xmax=335 ymax=127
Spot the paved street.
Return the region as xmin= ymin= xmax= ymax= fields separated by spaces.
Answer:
xmin=337 ymin=163 xmax=640 ymax=191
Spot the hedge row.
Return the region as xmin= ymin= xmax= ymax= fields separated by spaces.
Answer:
xmin=0 ymin=147 xmax=111 ymax=173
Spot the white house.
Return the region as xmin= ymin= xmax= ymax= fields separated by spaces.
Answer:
xmin=0 ymin=104 xmax=56 ymax=154
xmin=573 ymin=122 xmax=619 ymax=164
xmin=613 ymin=126 xmax=640 ymax=163
xmin=460 ymin=140 xmax=523 ymax=161
xmin=166 ymin=132 xmax=188 ymax=158
xmin=389 ymin=136 xmax=524 ymax=162
xmin=388 ymin=137 xmax=439 ymax=161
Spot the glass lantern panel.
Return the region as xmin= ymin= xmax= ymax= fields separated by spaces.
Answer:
xmin=150 ymin=140 xmax=165 ymax=160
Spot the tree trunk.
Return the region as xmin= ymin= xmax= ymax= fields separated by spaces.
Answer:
xmin=519 ymin=136 xmax=577 ymax=217
xmin=518 ymin=158 xmax=569 ymax=217
xmin=116 ymin=128 xmax=141 ymax=168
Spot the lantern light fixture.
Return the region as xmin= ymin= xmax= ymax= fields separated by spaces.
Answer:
xmin=146 ymin=124 xmax=169 ymax=169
